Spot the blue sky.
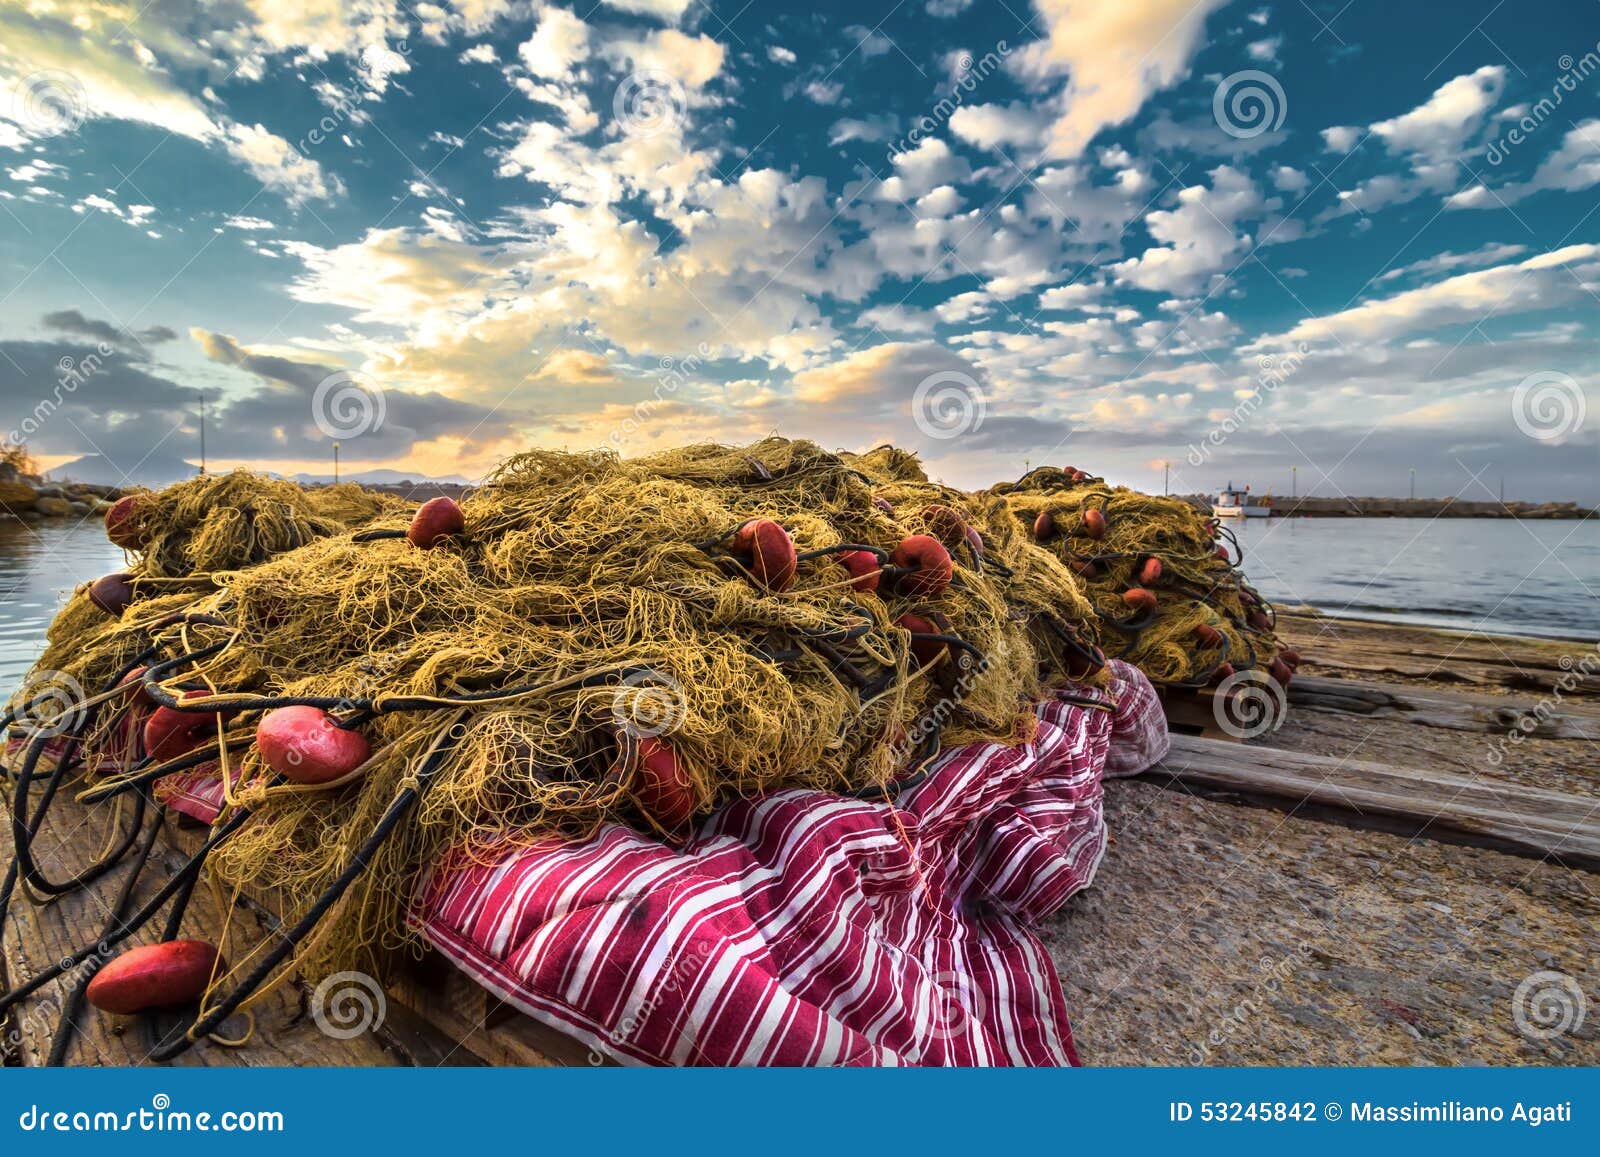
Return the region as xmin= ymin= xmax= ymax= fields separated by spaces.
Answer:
xmin=0 ymin=0 xmax=1596 ymax=500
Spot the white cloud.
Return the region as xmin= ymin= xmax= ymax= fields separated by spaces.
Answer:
xmin=519 ymin=7 xmax=592 ymax=80
xmin=1449 ymin=119 xmax=1600 ymax=208
xmin=768 ymin=45 xmax=798 ymax=65
xmin=1013 ymin=0 xmax=1230 ymax=158
xmin=459 ymin=43 xmax=498 ymax=64
xmin=1370 ymin=65 xmax=1503 ymax=159
xmin=1246 ymin=37 xmax=1281 ymax=62
xmin=1256 ymin=245 xmax=1600 ymax=347
xmin=1111 ymin=165 xmax=1264 ymax=294
xmin=600 ymin=0 xmax=695 ymax=20
xmin=948 ymin=102 xmax=1049 ymax=150
xmin=1321 ymin=125 xmax=1360 ymax=152
xmin=1375 ymin=242 xmax=1529 ymax=282
xmin=223 ymin=123 xmax=344 ymax=204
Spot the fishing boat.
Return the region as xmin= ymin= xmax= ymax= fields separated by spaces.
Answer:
xmin=1212 ymin=482 xmax=1270 ymax=519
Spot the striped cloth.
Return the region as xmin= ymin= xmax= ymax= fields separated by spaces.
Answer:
xmin=7 ymin=661 xmax=1167 ymax=1066
xmin=413 ymin=661 xmax=1167 ymax=1066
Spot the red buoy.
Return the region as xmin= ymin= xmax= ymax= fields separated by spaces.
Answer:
xmin=1193 ymin=624 xmax=1225 ymax=649
xmin=836 ymin=549 xmax=881 ymax=594
xmin=104 ymin=496 xmax=146 ymax=550
xmin=1209 ymin=662 xmax=1235 ymax=684
xmin=1032 ymin=510 xmax=1056 ymax=541
xmin=963 ymin=525 xmax=984 ymax=559
xmin=889 ymin=535 xmax=953 ymax=598
xmin=921 ymin=505 xmax=968 ymax=551
xmin=256 ymin=706 xmax=372 ymax=785
xmin=143 ymin=690 xmax=232 ymax=763
xmin=1268 ymin=657 xmax=1294 ymax=686
xmin=625 ymin=734 xmax=696 ymax=833
xmin=731 ymin=519 xmax=797 ymax=592
xmin=86 ymin=940 xmax=220 ymax=1015
xmin=88 ymin=572 xmax=136 ymax=617
xmin=1122 ymin=587 xmax=1158 ymax=614
xmin=117 ymin=667 xmax=156 ymax=708
xmin=1068 ymin=557 xmax=1102 ymax=579
xmin=1214 ymin=545 xmax=1230 ymax=562
xmin=1278 ymin=648 xmax=1302 ymax=670
xmin=895 ymin=613 xmax=947 ymax=667
xmin=1247 ymin=609 xmax=1272 ymax=631
xmin=1137 ymin=557 xmax=1163 ymax=586
xmin=1081 ymin=508 xmax=1107 ymax=539
xmin=408 ymin=496 xmax=465 ymax=549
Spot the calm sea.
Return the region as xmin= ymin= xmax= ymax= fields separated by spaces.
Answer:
xmin=0 ymin=517 xmax=1595 ymax=693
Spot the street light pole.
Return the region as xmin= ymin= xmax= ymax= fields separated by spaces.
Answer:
xmin=333 ymin=441 xmax=340 ymax=485
xmin=198 ymin=389 xmax=207 ymax=476
xmin=1163 ymin=461 xmax=1169 ymax=495
xmin=1409 ymin=467 xmax=1415 ymax=500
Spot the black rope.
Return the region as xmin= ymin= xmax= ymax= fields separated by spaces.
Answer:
xmin=145 ymin=720 xmax=466 ymax=1062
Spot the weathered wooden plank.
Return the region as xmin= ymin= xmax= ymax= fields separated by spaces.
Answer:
xmin=1287 ymin=675 xmax=1600 ymax=740
xmin=1146 ymin=734 xmax=1600 ymax=871
xmin=1276 ymin=611 xmax=1600 ymax=696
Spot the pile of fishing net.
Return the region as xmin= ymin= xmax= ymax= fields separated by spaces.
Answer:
xmin=988 ymin=465 xmax=1300 ymax=688
xmin=3 ymin=439 xmax=1114 ymax=1059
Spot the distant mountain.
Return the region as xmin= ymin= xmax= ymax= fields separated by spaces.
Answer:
xmin=48 ymin=453 xmax=199 ymax=488
xmin=291 ymin=468 xmax=474 ymax=487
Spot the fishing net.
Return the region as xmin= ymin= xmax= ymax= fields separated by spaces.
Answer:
xmin=4 ymin=440 xmax=1109 ymax=1047
xmin=988 ymin=465 xmax=1297 ymax=687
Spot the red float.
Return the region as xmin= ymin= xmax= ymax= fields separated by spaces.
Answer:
xmin=256 ymin=706 xmax=372 ymax=785
xmin=86 ymin=940 xmax=221 ymax=1015
xmin=889 ymin=535 xmax=953 ymax=598
xmin=408 ymin=496 xmax=465 ymax=549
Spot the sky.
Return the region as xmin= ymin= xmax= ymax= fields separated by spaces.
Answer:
xmin=0 ymin=0 xmax=1596 ymax=501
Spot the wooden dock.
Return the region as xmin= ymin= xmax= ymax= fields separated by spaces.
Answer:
xmin=5 ymin=611 xmax=1596 ymax=1066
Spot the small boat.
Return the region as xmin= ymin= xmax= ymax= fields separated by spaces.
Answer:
xmin=1212 ymin=482 xmax=1270 ymax=519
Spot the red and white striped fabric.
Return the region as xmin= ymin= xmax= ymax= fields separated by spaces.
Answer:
xmin=8 ymin=660 xmax=1168 ymax=1066
xmin=413 ymin=660 xmax=1167 ymax=1066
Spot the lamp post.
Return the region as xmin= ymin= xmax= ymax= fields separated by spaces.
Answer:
xmin=1409 ymin=467 xmax=1415 ymax=500
xmin=333 ymin=441 xmax=340 ymax=485
xmin=197 ymin=389 xmax=207 ymax=476
xmin=1163 ymin=460 xmax=1170 ymax=496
